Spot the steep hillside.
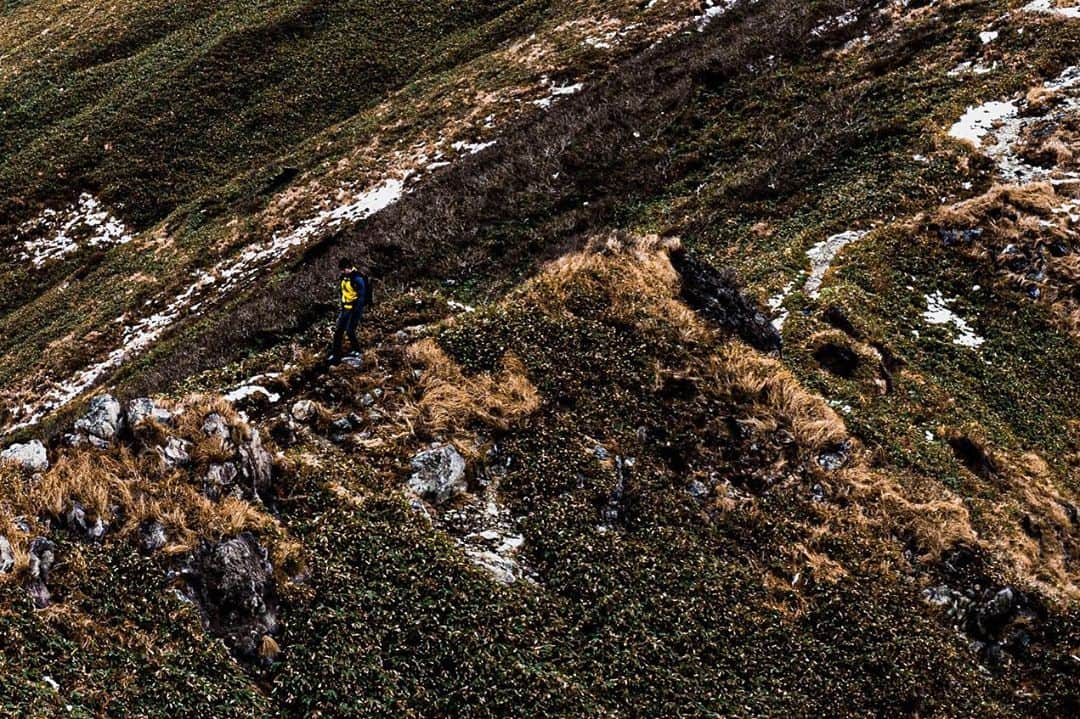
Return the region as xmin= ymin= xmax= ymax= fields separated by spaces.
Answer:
xmin=1 ymin=0 xmax=1078 ymax=717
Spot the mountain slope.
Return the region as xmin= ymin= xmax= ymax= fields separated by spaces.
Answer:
xmin=0 ymin=1 xmax=1078 ymax=717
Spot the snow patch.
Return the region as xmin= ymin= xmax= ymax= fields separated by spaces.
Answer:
xmin=1022 ymin=0 xmax=1080 ymax=19
xmin=923 ymin=291 xmax=985 ymax=348
xmin=16 ymin=193 xmax=133 ymax=268
xmin=805 ymin=230 xmax=869 ymax=298
xmin=224 ymin=385 xmax=281 ymax=404
xmin=948 ymin=66 xmax=1080 ymax=184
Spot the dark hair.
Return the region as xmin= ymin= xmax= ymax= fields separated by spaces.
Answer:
xmin=338 ymin=257 xmax=352 ymax=270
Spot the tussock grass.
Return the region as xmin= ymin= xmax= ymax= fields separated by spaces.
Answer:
xmin=406 ymin=338 xmax=540 ymax=437
xmin=0 ymin=398 xmax=288 ymax=584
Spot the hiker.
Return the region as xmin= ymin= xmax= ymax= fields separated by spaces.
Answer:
xmin=327 ymin=257 xmax=368 ymax=365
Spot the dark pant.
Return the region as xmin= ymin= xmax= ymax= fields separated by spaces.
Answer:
xmin=330 ymin=306 xmax=362 ymax=358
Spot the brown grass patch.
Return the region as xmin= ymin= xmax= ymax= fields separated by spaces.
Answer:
xmin=406 ymin=338 xmax=540 ymax=437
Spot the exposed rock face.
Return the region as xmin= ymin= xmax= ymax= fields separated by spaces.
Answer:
xmin=409 ymin=445 xmax=468 ymax=504
xmin=74 ymin=394 xmax=124 ymax=445
xmin=670 ymin=249 xmax=782 ymax=353
xmin=1 ymin=440 xmax=49 ymax=472
xmin=923 ymin=582 xmax=1037 ymax=663
xmin=182 ymin=533 xmax=279 ymax=665
xmin=0 ymin=536 xmax=14 ymax=574
xmin=27 ymin=538 xmax=55 ymax=608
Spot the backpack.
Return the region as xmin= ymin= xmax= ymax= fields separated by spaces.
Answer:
xmin=356 ymin=272 xmax=374 ymax=308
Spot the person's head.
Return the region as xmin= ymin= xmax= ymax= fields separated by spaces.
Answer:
xmin=338 ymin=257 xmax=353 ymax=272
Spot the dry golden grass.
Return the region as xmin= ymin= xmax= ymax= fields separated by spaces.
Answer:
xmin=406 ymin=338 xmax=541 ymax=437
xmin=528 ymin=233 xmax=711 ymax=344
xmin=710 ymin=343 xmax=848 ymax=451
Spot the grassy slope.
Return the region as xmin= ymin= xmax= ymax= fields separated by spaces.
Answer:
xmin=0 ymin=0 xmax=1078 ymax=716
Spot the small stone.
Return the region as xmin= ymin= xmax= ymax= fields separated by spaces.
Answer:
xmin=331 ymin=417 xmax=353 ymax=432
xmin=138 ymin=520 xmax=168 ymax=553
xmin=687 ymin=480 xmax=708 ymax=498
xmin=202 ymin=413 xmax=232 ymax=443
xmin=1 ymin=440 xmax=49 ymax=472
xmin=290 ymin=400 xmax=317 ymax=423
xmin=0 ymin=536 xmax=14 ymax=574
xmin=158 ymin=437 xmax=192 ymax=468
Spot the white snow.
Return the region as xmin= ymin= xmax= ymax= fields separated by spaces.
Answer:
xmin=451 ymin=140 xmax=497 ymax=155
xmin=768 ymin=281 xmax=795 ymax=331
xmin=224 ymin=385 xmax=281 ymax=404
xmin=923 ymin=291 xmax=985 ymax=348
xmin=979 ymin=30 xmax=999 ymax=44
xmin=948 ymin=66 xmax=1080 ymax=184
xmin=765 ymin=229 xmax=869 ymax=330
xmin=811 ymin=8 xmax=859 ymax=38
xmin=1022 ymin=0 xmax=1080 ymax=19
xmin=16 ymin=193 xmax=133 ymax=268
xmin=532 ymin=81 xmax=584 ymax=109
xmin=696 ymin=0 xmax=742 ymax=30
xmin=804 ymin=230 xmax=869 ymax=298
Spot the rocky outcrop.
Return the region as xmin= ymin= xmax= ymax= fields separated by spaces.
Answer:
xmin=670 ymin=249 xmax=782 ymax=353
xmin=408 ymin=445 xmax=467 ymax=504
xmin=181 ymin=533 xmax=279 ymax=665
xmin=1 ymin=440 xmax=49 ymax=472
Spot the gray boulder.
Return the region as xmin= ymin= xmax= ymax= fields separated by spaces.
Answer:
xmin=1 ymin=440 xmax=49 ymax=472
xmin=74 ymin=394 xmax=124 ymax=443
xmin=408 ymin=445 xmax=467 ymax=504
xmin=202 ymin=413 xmax=234 ymax=449
xmin=126 ymin=397 xmax=173 ymax=428
xmin=182 ymin=533 xmax=279 ymax=665
xmin=0 ymin=536 xmax=13 ymax=574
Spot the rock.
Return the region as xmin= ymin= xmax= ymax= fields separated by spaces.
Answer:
xmin=157 ymin=436 xmax=192 ymax=468
xmin=0 ymin=536 xmax=13 ymax=574
xmin=408 ymin=445 xmax=468 ymax=504
xmin=670 ymin=249 xmax=782 ymax=353
xmin=205 ymin=462 xmax=239 ymax=499
xmin=126 ymin=397 xmax=173 ymax=428
xmin=27 ymin=537 xmax=55 ymax=608
xmin=687 ymin=480 xmax=709 ymax=498
xmin=331 ymin=417 xmax=353 ymax=432
xmin=238 ymin=430 xmax=273 ymax=500
xmin=290 ymin=400 xmax=317 ymax=423
xmin=182 ymin=533 xmax=279 ymax=664
xmin=1 ymin=440 xmax=49 ymax=472
xmin=138 ymin=520 xmax=168 ymax=553
xmin=202 ymin=413 xmax=233 ymax=445
xmin=74 ymin=394 xmax=124 ymax=443
xmin=66 ymin=501 xmax=107 ymax=542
